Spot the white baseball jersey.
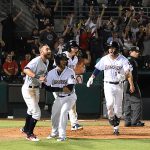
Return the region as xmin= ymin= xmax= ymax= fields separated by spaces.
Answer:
xmin=22 ymin=56 xmax=49 ymax=120
xmin=46 ymin=66 xmax=77 ymax=138
xmin=63 ymin=51 xmax=78 ymax=69
xmin=95 ymin=54 xmax=130 ymax=82
xmin=52 ymin=51 xmax=79 ymax=126
xmin=95 ymin=54 xmax=131 ymax=123
xmin=24 ymin=56 xmax=49 ymax=87
xmin=46 ymin=66 xmax=76 ymax=97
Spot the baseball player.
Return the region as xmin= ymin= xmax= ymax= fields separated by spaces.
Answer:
xmin=21 ymin=44 xmax=51 ymax=141
xmin=87 ymin=41 xmax=135 ymax=135
xmin=53 ymin=40 xmax=83 ymax=130
xmin=124 ymin=46 xmax=145 ymax=127
xmin=63 ymin=40 xmax=83 ymax=130
xmin=46 ymin=53 xmax=77 ymax=141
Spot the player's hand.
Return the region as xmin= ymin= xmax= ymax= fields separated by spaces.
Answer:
xmin=87 ymin=77 xmax=94 ymax=87
xmin=129 ymin=84 xmax=135 ymax=93
xmin=39 ymin=76 xmax=47 ymax=82
xmin=63 ymin=86 xmax=71 ymax=93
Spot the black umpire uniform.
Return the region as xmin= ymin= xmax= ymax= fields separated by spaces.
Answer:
xmin=123 ymin=46 xmax=144 ymax=127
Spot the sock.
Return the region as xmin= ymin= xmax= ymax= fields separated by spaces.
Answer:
xmin=24 ymin=114 xmax=32 ymax=132
xmin=28 ymin=118 xmax=38 ymax=135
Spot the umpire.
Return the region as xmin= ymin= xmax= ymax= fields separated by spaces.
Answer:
xmin=124 ymin=46 xmax=145 ymax=127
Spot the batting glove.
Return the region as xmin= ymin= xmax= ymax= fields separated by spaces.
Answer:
xmin=87 ymin=77 xmax=94 ymax=87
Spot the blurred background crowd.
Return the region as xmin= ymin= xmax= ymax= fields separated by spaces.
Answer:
xmin=0 ymin=0 xmax=150 ymax=83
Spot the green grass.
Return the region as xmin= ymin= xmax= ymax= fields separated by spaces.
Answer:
xmin=0 ymin=138 xmax=150 ymax=150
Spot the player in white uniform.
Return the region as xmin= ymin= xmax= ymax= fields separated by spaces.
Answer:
xmin=53 ymin=40 xmax=83 ymax=131
xmin=87 ymin=41 xmax=135 ymax=135
xmin=63 ymin=40 xmax=83 ymax=130
xmin=46 ymin=53 xmax=77 ymax=141
xmin=21 ymin=44 xmax=51 ymax=141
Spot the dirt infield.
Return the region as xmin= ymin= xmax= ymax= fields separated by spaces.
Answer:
xmin=1 ymin=120 xmax=150 ymax=140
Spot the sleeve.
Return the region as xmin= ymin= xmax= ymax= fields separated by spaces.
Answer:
xmin=67 ymin=70 xmax=76 ymax=85
xmin=25 ymin=59 xmax=38 ymax=72
xmin=45 ymin=71 xmax=52 ymax=86
xmin=128 ymin=59 xmax=133 ymax=72
xmin=123 ymin=58 xmax=132 ymax=72
xmin=95 ymin=58 xmax=104 ymax=71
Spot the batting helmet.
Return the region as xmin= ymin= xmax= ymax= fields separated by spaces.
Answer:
xmin=107 ymin=41 xmax=120 ymax=55
xmin=109 ymin=41 xmax=120 ymax=50
xmin=63 ymin=40 xmax=79 ymax=52
xmin=54 ymin=53 xmax=68 ymax=66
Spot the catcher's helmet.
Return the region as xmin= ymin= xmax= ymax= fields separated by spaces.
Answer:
xmin=54 ymin=53 xmax=68 ymax=66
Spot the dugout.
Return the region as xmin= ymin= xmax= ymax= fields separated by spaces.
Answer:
xmin=0 ymin=81 xmax=8 ymax=117
xmin=1 ymin=71 xmax=150 ymax=119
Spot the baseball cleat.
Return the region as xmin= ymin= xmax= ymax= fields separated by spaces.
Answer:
xmin=71 ymin=124 xmax=83 ymax=131
xmin=57 ymin=137 xmax=66 ymax=142
xmin=113 ymin=129 xmax=119 ymax=136
xmin=46 ymin=134 xmax=58 ymax=139
xmin=26 ymin=134 xmax=40 ymax=142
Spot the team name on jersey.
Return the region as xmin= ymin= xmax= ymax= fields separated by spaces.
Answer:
xmin=105 ymin=65 xmax=122 ymax=71
xmin=52 ymin=80 xmax=67 ymax=85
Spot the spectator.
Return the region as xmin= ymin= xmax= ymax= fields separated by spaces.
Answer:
xmin=1 ymin=9 xmax=22 ymax=51
xmin=78 ymin=27 xmax=91 ymax=51
xmin=40 ymin=23 xmax=58 ymax=51
xmin=142 ymin=23 xmax=150 ymax=56
xmin=136 ymin=24 xmax=146 ymax=53
xmin=34 ymin=0 xmax=60 ymax=29
xmin=2 ymin=54 xmax=18 ymax=83
xmin=54 ymin=36 xmax=65 ymax=54
xmin=20 ymin=53 xmax=31 ymax=78
xmin=26 ymin=28 xmax=40 ymax=56
xmin=130 ymin=19 xmax=139 ymax=45
xmin=0 ymin=40 xmax=6 ymax=66
xmin=134 ymin=8 xmax=149 ymax=26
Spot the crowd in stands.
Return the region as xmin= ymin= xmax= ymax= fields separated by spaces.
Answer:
xmin=0 ymin=0 xmax=150 ymax=83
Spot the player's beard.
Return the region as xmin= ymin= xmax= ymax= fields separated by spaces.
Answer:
xmin=44 ymin=53 xmax=51 ymax=59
